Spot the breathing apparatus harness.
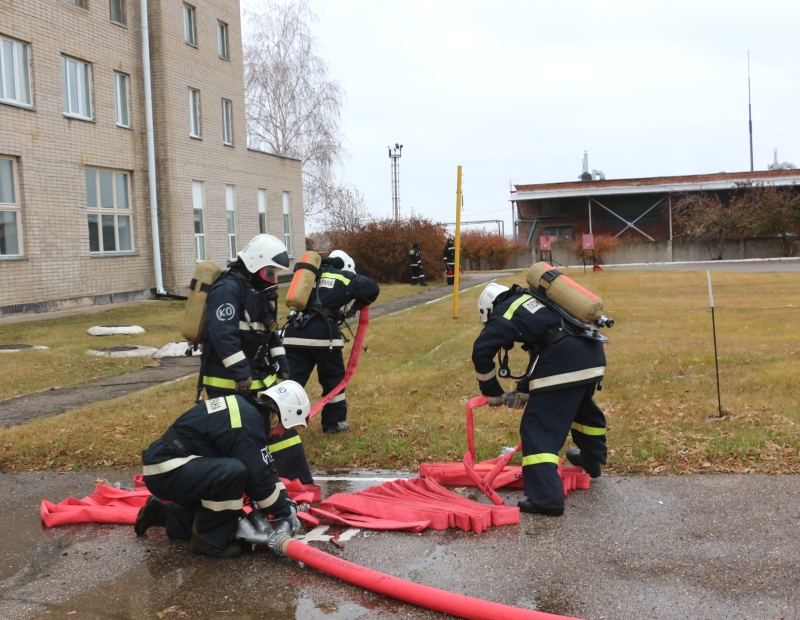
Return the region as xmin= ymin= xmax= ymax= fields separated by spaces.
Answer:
xmin=493 ymin=283 xmax=613 ymax=384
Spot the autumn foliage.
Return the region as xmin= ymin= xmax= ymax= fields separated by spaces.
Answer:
xmin=567 ymin=234 xmax=622 ymax=264
xmin=459 ymin=230 xmax=527 ymax=270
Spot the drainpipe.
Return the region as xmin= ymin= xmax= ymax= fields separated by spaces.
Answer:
xmin=141 ymin=0 xmax=166 ymax=295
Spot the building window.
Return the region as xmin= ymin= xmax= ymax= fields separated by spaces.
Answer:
xmin=114 ymin=72 xmax=130 ymax=128
xmin=85 ymin=168 xmax=132 ymax=253
xmin=282 ymin=191 xmax=292 ymax=256
xmin=258 ymin=189 xmax=267 ymax=234
xmin=184 ymin=3 xmax=197 ymax=46
xmin=61 ymin=56 xmax=93 ymax=120
xmin=110 ymin=0 xmax=126 ymax=25
xmin=226 ymin=185 xmax=237 ymax=259
xmin=66 ymin=0 xmax=88 ymax=7
xmin=222 ymin=98 xmax=233 ymax=145
xmin=0 ymin=36 xmax=33 ymax=108
xmin=188 ymin=88 xmax=201 ymax=137
xmin=0 ymin=156 xmax=22 ymax=257
xmin=543 ymin=226 xmax=573 ymax=241
xmin=218 ymin=21 xmax=229 ymax=60
xmin=192 ymin=181 xmax=205 ymax=261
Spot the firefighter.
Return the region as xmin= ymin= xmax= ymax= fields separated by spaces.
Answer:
xmin=409 ymin=242 xmax=427 ymax=286
xmin=202 ymin=233 xmax=313 ymax=485
xmin=443 ymin=237 xmax=456 ymax=285
xmin=282 ymin=250 xmax=380 ymax=434
xmin=135 ymin=381 xmax=310 ymax=558
xmin=472 ymin=283 xmax=608 ymax=516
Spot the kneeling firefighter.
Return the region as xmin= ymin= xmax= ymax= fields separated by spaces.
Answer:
xmin=471 ymin=280 xmax=609 ymax=516
xmin=135 ymin=381 xmax=309 ymax=558
xmin=200 ymin=234 xmax=313 ymax=485
xmin=282 ymin=250 xmax=380 ymax=434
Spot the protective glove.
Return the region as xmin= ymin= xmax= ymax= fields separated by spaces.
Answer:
xmin=274 ymin=501 xmax=301 ymax=536
xmin=487 ymin=395 xmax=505 ymax=407
xmin=503 ymin=390 xmax=529 ymax=410
xmin=235 ymin=377 xmax=253 ymax=392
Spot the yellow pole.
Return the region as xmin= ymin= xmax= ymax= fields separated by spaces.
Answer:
xmin=453 ymin=165 xmax=463 ymax=319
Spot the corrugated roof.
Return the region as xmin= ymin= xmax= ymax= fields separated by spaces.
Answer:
xmin=511 ymin=169 xmax=800 ymax=201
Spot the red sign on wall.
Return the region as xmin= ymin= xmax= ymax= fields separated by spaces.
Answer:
xmin=582 ymin=234 xmax=595 ymax=250
xmin=539 ymin=235 xmax=552 ymax=251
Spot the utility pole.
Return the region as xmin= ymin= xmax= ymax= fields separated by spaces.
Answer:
xmin=388 ymin=143 xmax=403 ymax=221
xmin=748 ymin=51 xmax=754 ymax=172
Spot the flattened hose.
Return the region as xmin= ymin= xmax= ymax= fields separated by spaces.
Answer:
xmin=280 ymin=538 xmax=583 ymax=620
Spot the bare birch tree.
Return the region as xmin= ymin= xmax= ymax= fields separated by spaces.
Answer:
xmin=243 ymin=0 xmax=345 ymax=217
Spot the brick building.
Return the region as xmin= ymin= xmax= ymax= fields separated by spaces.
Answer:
xmin=0 ymin=0 xmax=305 ymax=316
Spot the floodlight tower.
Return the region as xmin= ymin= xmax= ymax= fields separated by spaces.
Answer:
xmin=388 ymin=143 xmax=403 ymax=221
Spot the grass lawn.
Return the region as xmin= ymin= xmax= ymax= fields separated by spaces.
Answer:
xmin=1 ymin=269 xmax=798 ymax=476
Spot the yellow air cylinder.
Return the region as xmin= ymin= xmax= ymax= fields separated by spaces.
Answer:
xmin=285 ymin=251 xmax=322 ymax=312
xmin=181 ymin=260 xmax=223 ymax=344
xmin=526 ymin=262 xmax=604 ymax=324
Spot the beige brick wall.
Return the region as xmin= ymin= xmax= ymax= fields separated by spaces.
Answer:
xmin=0 ymin=0 xmax=305 ymax=311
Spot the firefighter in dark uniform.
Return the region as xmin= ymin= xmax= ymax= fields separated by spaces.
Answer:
xmin=134 ymin=381 xmax=310 ymax=557
xmin=443 ymin=237 xmax=456 ymax=285
xmin=409 ymin=242 xmax=427 ymax=286
xmin=282 ymin=250 xmax=380 ymax=434
xmin=472 ymin=283 xmax=608 ymax=516
xmin=202 ymin=234 xmax=313 ymax=485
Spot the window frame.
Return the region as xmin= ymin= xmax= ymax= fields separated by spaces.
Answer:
xmin=110 ymin=0 xmax=126 ymax=25
xmin=258 ymin=189 xmax=267 ymax=235
xmin=192 ymin=181 xmax=206 ymax=262
xmin=0 ymin=155 xmax=24 ymax=258
xmin=226 ymin=185 xmax=237 ymax=260
xmin=0 ymin=35 xmax=33 ymax=108
xmin=65 ymin=0 xmax=88 ymax=8
xmin=188 ymin=87 xmax=201 ymax=138
xmin=85 ymin=167 xmax=134 ymax=255
xmin=61 ymin=55 xmax=93 ymax=121
xmin=184 ymin=3 xmax=197 ymax=47
xmin=221 ymin=98 xmax=233 ymax=146
xmin=114 ymin=72 xmax=130 ymax=128
xmin=217 ymin=20 xmax=229 ymax=60
xmin=282 ymin=191 xmax=292 ymax=257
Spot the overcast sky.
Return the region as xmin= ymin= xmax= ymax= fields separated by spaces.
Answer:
xmin=243 ymin=1 xmax=800 ymax=235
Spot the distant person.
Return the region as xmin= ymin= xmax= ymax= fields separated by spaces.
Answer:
xmin=135 ymin=382 xmax=309 ymax=558
xmin=471 ymin=282 xmax=608 ymax=516
xmin=443 ymin=237 xmax=456 ymax=285
xmin=409 ymin=242 xmax=427 ymax=286
xmin=282 ymin=250 xmax=380 ymax=434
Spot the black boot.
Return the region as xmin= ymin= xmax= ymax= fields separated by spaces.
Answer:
xmin=518 ymin=497 xmax=563 ymax=516
xmin=134 ymin=496 xmax=168 ymax=536
xmin=188 ymin=535 xmax=242 ymax=558
xmin=566 ymin=448 xmax=602 ymax=478
xmin=322 ymin=422 xmax=349 ymax=434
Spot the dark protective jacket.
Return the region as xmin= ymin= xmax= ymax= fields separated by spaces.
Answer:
xmin=141 ymin=394 xmax=289 ymax=512
xmin=443 ymin=243 xmax=455 ymax=265
xmin=472 ymin=289 xmax=606 ymax=396
xmin=282 ymin=267 xmax=380 ymax=350
xmin=409 ymin=247 xmax=422 ymax=267
xmin=203 ymin=268 xmax=289 ymax=392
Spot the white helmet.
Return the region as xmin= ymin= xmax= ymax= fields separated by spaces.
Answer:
xmin=256 ymin=380 xmax=310 ymax=429
xmin=329 ymin=249 xmax=355 ymax=273
xmin=237 ymin=234 xmax=290 ymax=274
xmin=478 ymin=283 xmax=509 ymax=323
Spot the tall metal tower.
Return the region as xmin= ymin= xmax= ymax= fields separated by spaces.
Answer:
xmin=388 ymin=143 xmax=403 ymax=221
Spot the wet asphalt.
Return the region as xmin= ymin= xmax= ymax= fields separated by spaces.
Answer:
xmin=1 ymin=267 xmax=799 ymax=619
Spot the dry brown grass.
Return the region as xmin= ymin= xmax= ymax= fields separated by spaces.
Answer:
xmin=1 ymin=269 xmax=798 ymax=476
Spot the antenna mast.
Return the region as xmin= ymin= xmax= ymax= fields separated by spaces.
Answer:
xmin=748 ymin=51 xmax=754 ymax=172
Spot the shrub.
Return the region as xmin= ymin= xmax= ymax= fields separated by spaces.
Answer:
xmin=327 ymin=217 xmax=447 ymax=283
xmin=568 ymin=234 xmax=621 ymax=264
xmin=460 ymin=230 xmax=526 ymax=270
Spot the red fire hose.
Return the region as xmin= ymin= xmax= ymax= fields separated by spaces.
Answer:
xmin=309 ymin=306 xmax=369 ymax=419
xmin=280 ymin=538 xmax=583 ymax=620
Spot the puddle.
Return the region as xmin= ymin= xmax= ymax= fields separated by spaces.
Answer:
xmin=295 ymin=595 xmax=369 ymax=619
xmin=402 ymin=543 xmax=448 ymax=581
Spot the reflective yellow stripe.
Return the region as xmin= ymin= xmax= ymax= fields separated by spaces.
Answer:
xmin=503 ymin=294 xmax=533 ymax=320
xmin=475 ymin=368 xmax=496 ymax=381
xmin=521 ymin=453 xmax=560 ymax=467
xmin=202 ymin=376 xmax=272 ymax=390
xmin=571 ymin=422 xmax=606 ymax=436
xmin=255 ymin=482 xmax=286 ymax=509
xmin=269 ymin=434 xmax=302 ymax=453
xmin=225 ymin=395 xmax=241 ymax=428
xmin=321 ymin=272 xmax=351 ymax=285
xmin=142 ymin=455 xmax=201 ymax=476
xmin=201 ymin=497 xmax=243 ymax=512
xmin=529 ymin=367 xmax=605 ymax=391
